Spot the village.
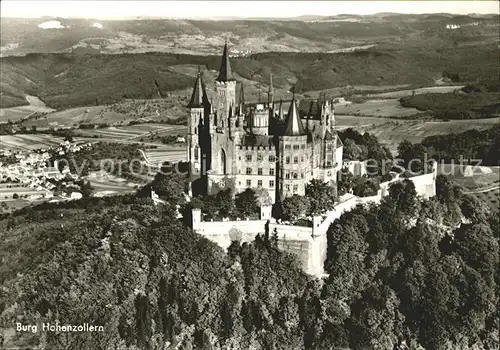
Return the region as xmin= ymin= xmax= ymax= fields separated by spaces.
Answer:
xmin=0 ymin=140 xmax=91 ymax=211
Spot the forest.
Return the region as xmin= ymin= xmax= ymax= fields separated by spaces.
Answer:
xmin=399 ymin=91 xmax=500 ymax=120
xmin=399 ymin=124 xmax=500 ymax=166
xmin=0 ymin=170 xmax=497 ymax=349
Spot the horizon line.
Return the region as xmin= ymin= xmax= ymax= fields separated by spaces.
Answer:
xmin=1 ymin=11 xmax=499 ymax=20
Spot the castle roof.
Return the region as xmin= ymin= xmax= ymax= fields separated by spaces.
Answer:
xmin=216 ymin=41 xmax=235 ymax=82
xmin=187 ymin=68 xmax=209 ymax=108
xmin=241 ymin=134 xmax=274 ymax=147
xmin=284 ymin=95 xmax=306 ymax=136
xmin=324 ymin=129 xmax=333 ymax=140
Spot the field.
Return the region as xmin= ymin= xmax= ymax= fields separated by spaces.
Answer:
xmin=0 ymin=95 xmax=55 ymax=124
xmin=363 ymin=85 xmax=464 ymax=99
xmin=335 ymin=99 xmax=424 ymax=118
xmin=473 ymin=188 xmax=499 ymax=214
xmin=86 ymin=172 xmax=141 ymax=196
xmin=73 ymin=124 xmax=186 ymax=142
xmin=0 ymin=134 xmax=64 ymax=151
xmin=142 ymin=147 xmax=186 ymax=167
xmin=336 ymin=115 xmax=500 ymax=154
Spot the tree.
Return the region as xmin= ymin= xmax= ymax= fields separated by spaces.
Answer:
xmin=397 ymin=140 xmax=429 ymax=174
xmin=214 ymin=188 xmax=234 ymax=217
xmin=254 ymin=187 xmax=272 ymax=207
xmin=459 ymin=194 xmax=489 ymax=223
xmin=281 ymin=195 xmax=310 ymax=220
xmin=235 ymin=188 xmax=259 ymax=218
xmin=151 ymin=172 xmax=187 ymax=204
xmin=305 ymin=179 xmax=336 ymax=215
xmin=12 ymin=193 xmax=19 ymax=199
xmin=352 ymin=177 xmax=379 ymax=197
xmin=80 ymin=180 xmax=95 ymax=198
xmin=337 ymin=169 xmax=355 ymax=196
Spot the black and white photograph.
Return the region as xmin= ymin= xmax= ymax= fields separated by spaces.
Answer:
xmin=0 ymin=0 xmax=499 ymax=348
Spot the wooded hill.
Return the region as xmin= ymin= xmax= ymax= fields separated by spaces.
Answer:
xmin=1 ymin=40 xmax=498 ymax=109
xmin=0 ymin=174 xmax=498 ymax=349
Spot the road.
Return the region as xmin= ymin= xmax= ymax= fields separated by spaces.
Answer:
xmin=463 ymin=185 xmax=500 ymax=195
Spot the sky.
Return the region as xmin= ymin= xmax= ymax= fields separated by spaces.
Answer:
xmin=1 ymin=1 xmax=498 ymax=19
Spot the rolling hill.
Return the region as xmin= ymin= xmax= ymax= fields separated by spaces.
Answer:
xmin=1 ymin=13 xmax=498 ymax=57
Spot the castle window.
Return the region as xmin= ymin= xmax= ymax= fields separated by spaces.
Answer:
xmin=327 ymin=160 xmax=332 ymax=167
xmin=269 ymin=168 xmax=275 ymax=176
xmin=246 ymin=167 xmax=252 ymax=175
xmin=238 ymin=181 xmax=241 ymax=185
xmin=293 ymin=156 xmax=298 ymax=164
xmin=327 ymin=144 xmax=332 ymax=151
xmin=301 ymin=144 xmax=305 ymax=149
xmin=285 ymin=184 xmax=290 ymax=191
xmin=246 ymin=180 xmax=251 ymax=187
xmin=293 ymin=145 xmax=299 ymax=150
xmin=238 ymin=156 xmax=241 ymax=161
xmin=257 ymin=180 xmax=263 ymax=187
xmin=194 ymin=146 xmax=199 ymax=161
xmin=257 ymin=153 xmax=263 ymax=161
xmin=327 ymin=171 xmax=332 ymax=176
xmin=285 ymin=171 xmax=290 ymax=179
xmin=269 ymin=180 xmax=275 ymax=188
xmin=293 ymin=172 xmax=298 ymax=179
xmin=194 ymin=127 xmax=197 ymax=134
xmin=293 ymin=185 xmax=298 ymax=192
xmin=258 ymin=168 xmax=263 ymax=175
xmin=269 ymin=155 xmax=276 ymax=163
xmin=301 ymin=172 xmax=304 ymax=179
xmin=285 ymin=156 xmax=290 ymax=164
xmin=301 ymin=155 xmax=304 ymax=163
xmin=246 ymin=154 xmax=252 ymax=162
xmin=285 ymin=145 xmax=291 ymax=150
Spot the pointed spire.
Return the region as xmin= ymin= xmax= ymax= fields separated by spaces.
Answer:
xmin=284 ymin=92 xmax=306 ymax=136
xmin=216 ymin=40 xmax=235 ymax=82
xmin=268 ymin=72 xmax=274 ymax=106
xmin=278 ymin=99 xmax=284 ymax=119
xmin=187 ymin=67 xmax=209 ymax=108
xmin=238 ymin=83 xmax=245 ymax=114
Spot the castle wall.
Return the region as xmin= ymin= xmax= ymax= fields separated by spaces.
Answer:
xmin=192 ymin=171 xmax=437 ymax=278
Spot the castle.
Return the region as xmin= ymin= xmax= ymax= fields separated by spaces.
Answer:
xmin=186 ymin=42 xmax=343 ymax=202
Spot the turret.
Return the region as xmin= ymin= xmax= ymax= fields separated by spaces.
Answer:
xmin=268 ymin=72 xmax=274 ymax=109
xmin=251 ymin=103 xmax=269 ymax=136
xmin=186 ymin=67 xmax=209 ymax=175
xmin=284 ymin=93 xmax=306 ymax=136
xmin=228 ymin=104 xmax=236 ymax=139
xmin=237 ymin=83 xmax=245 ymax=128
xmin=278 ymin=99 xmax=284 ymax=120
xmin=215 ymin=41 xmax=236 ymax=130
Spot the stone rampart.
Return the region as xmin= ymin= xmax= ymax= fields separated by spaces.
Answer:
xmin=191 ymin=169 xmax=437 ymax=277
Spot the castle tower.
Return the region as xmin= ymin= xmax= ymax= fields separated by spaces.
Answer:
xmin=187 ymin=67 xmax=209 ymax=175
xmin=250 ymin=103 xmax=269 ymax=135
xmin=278 ymin=93 xmax=308 ymax=199
xmin=215 ymin=40 xmax=236 ymax=131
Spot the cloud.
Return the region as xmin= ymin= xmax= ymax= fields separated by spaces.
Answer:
xmin=92 ymin=22 xmax=103 ymax=29
xmin=38 ymin=20 xmax=65 ymax=29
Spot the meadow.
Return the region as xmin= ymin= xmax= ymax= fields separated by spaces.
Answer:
xmin=336 ymin=115 xmax=499 ymax=154
xmin=0 ymin=134 xmax=64 ymax=151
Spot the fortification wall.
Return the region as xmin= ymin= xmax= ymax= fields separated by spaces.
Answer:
xmin=192 ymin=170 xmax=437 ymax=278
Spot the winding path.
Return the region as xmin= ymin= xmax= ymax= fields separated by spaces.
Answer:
xmin=463 ymin=185 xmax=499 ymax=195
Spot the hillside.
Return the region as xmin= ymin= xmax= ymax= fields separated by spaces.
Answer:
xmin=1 ymin=41 xmax=497 ymax=110
xmin=0 ymin=176 xmax=498 ymax=349
xmin=1 ymin=13 xmax=498 ymax=56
